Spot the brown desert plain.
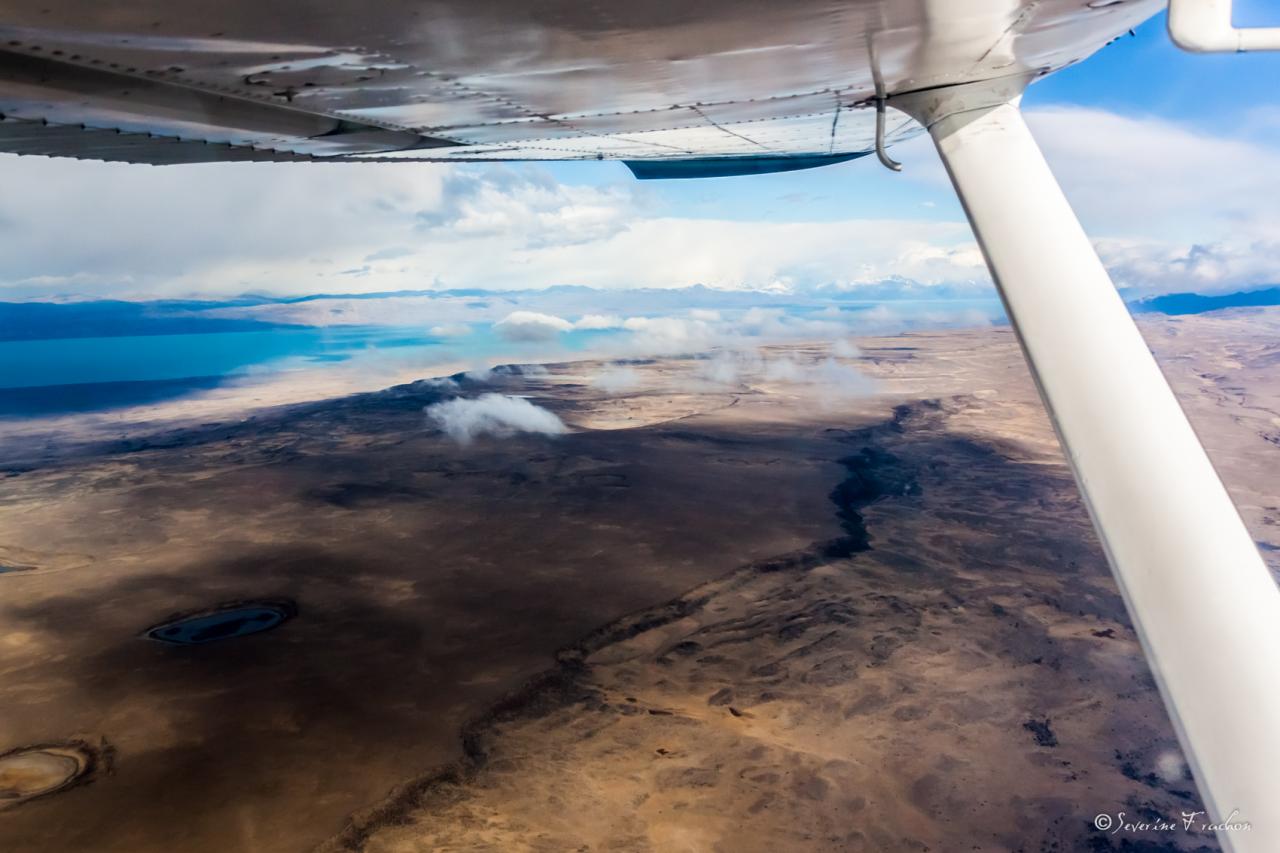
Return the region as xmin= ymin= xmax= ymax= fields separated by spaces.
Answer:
xmin=2 ymin=308 xmax=1278 ymax=853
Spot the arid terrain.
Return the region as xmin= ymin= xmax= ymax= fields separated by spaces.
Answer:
xmin=2 ymin=308 xmax=1278 ymax=852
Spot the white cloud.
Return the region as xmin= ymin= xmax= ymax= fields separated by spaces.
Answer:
xmin=429 ymin=323 xmax=472 ymax=337
xmin=675 ymin=348 xmax=875 ymax=404
xmin=756 ymin=353 xmax=874 ymax=399
xmin=590 ymin=365 xmax=642 ymax=393
xmin=897 ymin=104 xmax=1280 ymax=293
xmin=0 ymin=158 xmax=455 ymax=297
xmin=762 ymin=355 xmax=805 ymax=382
xmin=493 ymin=311 xmax=573 ymax=341
xmin=734 ymin=306 xmax=849 ymax=339
xmin=568 ymin=302 xmax=987 ymax=363
xmin=809 ymin=357 xmax=876 ymax=399
xmin=696 ymin=351 xmax=749 ymax=386
xmin=412 ymin=376 xmax=460 ymax=392
xmin=567 ymin=217 xmax=981 ymax=292
xmin=687 ymin=349 xmax=875 ymax=402
xmin=1095 ymin=236 xmax=1280 ymax=294
xmin=1024 ymin=106 xmax=1280 ymax=292
xmin=0 ymin=160 xmax=643 ymax=298
xmin=417 ymin=167 xmax=636 ymax=249
xmin=463 ymin=363 xmax=549 ymax=384
xmin=574 ymin=313 xmax=623 ymax=329
xmin=3 ymin=104 xmax=1278 ymax=300
xmin=843 ymin=303 xmax=996 ymax=334
xmin=1025 ymin=107 xmax=1280 ymax=241
xmin=832 ymin=339 xmax=860 ymax=358
xmin=1155 ymin=750 xmax=1187 ymax=784
xmin=618 ymin=316 xmax=705 ymax=348
xmin=0 ymin=156 xmax=986 ymax=298
xmin=424 ymin=393 xmax=567 ymax=444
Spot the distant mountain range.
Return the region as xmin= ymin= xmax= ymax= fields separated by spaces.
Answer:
xmin=0 ymin=300 xmax=301 ymax=341
xmin=1126 ymin=286 xmax=1280 ymax=316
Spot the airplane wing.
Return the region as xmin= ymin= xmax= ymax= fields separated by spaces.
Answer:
xmin=0 ymin=0 xmax=1157 ymax=169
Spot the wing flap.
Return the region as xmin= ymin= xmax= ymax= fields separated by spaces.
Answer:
xmin=0 ymin=115 xmax=315 ymax=164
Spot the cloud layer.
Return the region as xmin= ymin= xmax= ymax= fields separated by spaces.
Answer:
xmin=2 ymin=104 xmax=1278 ymax=299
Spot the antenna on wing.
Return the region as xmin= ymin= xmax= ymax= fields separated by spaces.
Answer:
xmin=874 ymin=96 xmax=902 ymax=172
xmin=867 ymin=29 xmax=902 ymax=173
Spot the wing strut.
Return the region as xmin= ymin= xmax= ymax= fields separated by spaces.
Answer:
xmin=894 ymin=78 xmax=1280 ymax=853
xmin=1169 ymin=0 xmax=1280 ymax=52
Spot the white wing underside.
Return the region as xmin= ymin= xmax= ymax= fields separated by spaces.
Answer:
xmin=0 ymin=0 xmax=1160 ymax=165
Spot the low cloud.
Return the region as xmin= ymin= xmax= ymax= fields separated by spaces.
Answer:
xmin=424 ymin=393 xmax=567 ymax=444
xmin=832 ymin=339 xmax=861 ymax=358
xmin=574 ymin=313 xmax=623 ymax=330
xmin=690 ymin=348 xmax=875 ymax=402
xmin=762 ymin=355 xmax=805 ymax=383
xmin=733 ymin=306 xmax=850 ymax=340
xmin=462 ymin=363 xmax=549 ymax=384
xmin=760 ymin=354 xmax=876 ymax=402
xmin=493 ymin=311 xmax=574 ymax=341
xmin=810 ymin=357 xmax=877 ymax=399
xmin=590 ymin=365 xmax=642 ymax=393
xmin=695 ymin=350 xmax=750 ymax=386
xmin=620 ymin=316 xmax=716 ymax=353
xmin=429 ymin=323 xmax=472 ymax=337
xmin=1155 ymin=750 xmax=1188 ymax=784
xmin=850 ymin=303 xmax=996 ymax=334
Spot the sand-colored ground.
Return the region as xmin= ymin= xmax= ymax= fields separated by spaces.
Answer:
xmin=1 ymin=308 xmax=1277 ymax=852
xmin=0 ymin=744 xmax=94 ymax=806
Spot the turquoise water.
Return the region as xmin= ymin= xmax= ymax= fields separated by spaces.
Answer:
xmin=0 ymin=298 xmax=1006 ymax=418
xmin=0 ymin=326 xmax=476 ymax=416
xmin=0 ymin=323 xmax=622 ymax=417
xmin=0 ymin=326 xmax=437 ymax=389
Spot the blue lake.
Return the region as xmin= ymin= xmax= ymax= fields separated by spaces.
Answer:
xmin=1 ymin=326 xmax=441 ymax=389
xmin=145 ymin=604 xmax=293 ymax=645
xmin=0 ymin=323 xmax=619 ymax=417
xmin=0 ymin=326 xmax=475 ymax=417
xmin=0 ymin=297 xmax=1008 ymax=418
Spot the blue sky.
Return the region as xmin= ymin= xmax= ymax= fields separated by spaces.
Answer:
xmin=1 ymin=9 xmax=1278 ymax=301
xmin=1039 ymin=5 xmax=1280 ymax=125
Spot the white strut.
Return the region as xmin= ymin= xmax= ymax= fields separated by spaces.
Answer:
xmin=894 ymin=78 xmax=1280 ymax=853
xmin=1168 ymin=0 xmax=1280 ymax=53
